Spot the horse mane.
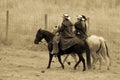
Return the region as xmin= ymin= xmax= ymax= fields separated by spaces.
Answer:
xmin=40 ymin=29 xmax=55 ymax=43
xmin=41 ymin=29 xmax=54 ymax=36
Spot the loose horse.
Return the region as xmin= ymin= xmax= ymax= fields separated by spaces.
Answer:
xmin=34 ymin=29 xmax=91 ymax=71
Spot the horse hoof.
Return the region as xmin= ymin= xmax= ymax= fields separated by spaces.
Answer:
xmin=74 ymin=67 xmax=76 ymax=70
xmin=62 ymin=67 xmax=64 ymax=69
xmin=83 ymin=68 xmax=86 ymax=71
xmin=47 ymin=67 xmax=50 ymax=69
xmin=68 ymin=62 xmax=71 ymax=65
xmin=61 ymin=65 xmax=64 ymax=69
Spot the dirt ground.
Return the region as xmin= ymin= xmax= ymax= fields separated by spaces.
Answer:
xmin=0 ymin=45 xmax=120 ymax=80
xmin=0 ymin=0 xmax=120 ymax=80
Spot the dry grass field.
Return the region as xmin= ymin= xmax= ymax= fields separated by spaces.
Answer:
xmin=0 ymin=0 xmax=120 ymax=80
xmin=0 ymin=45 xmax=120 ymax=80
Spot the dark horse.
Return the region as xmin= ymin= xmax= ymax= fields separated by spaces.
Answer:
xmin=34 ymin=29 xmax=91 ymax=71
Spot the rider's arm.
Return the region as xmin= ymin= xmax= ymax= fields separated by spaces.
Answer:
xmin=57 ymin=23 xmax=65 ymax=33
xmin=74 ymin=23 xmax=78 ymax=34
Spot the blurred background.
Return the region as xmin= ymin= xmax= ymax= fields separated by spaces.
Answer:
xmin=0 ymin=1 xmax=120 ymax=79
xmin=0 ymin=0 xmax=120 ymax=52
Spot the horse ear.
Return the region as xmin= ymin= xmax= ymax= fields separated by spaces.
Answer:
xmin=39 ymin=28 xmax=42 ymax=32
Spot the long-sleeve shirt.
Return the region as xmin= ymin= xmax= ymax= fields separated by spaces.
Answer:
xmin=58 ymin=19 xmax=75 ymax=39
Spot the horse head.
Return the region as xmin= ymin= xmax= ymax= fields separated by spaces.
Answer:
xmin=34 ymin=28 xmax=44 ymax=44
xmin=34 ymin=29 xmax=55 ymax=44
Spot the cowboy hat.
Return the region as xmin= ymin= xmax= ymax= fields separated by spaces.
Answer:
xmin=63 ymin=14 xmax=70 ymax=20
xmin=76 ymin=15 xmax=85 ymax=21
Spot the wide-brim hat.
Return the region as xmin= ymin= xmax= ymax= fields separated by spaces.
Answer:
xmin=82 ymin=15 xmax=87 ymax=20
xmin=76 ymin=15 xmax=85 ymax=21
xmin=63 ymin=14 xmax=70 ymax=20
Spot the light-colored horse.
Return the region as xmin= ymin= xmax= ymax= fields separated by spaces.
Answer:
xmin=63 ymin=35 xmax=111 ymax=70
xmin=86 ymin=35 xmax=111 ymax=70
xmin=58 ymin=15 xmax=111 ymax=70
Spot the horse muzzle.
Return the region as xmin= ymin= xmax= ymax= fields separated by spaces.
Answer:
xmin=34 ymin=40 xmax=39 ymax=44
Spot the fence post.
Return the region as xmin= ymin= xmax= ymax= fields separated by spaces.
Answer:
xmin=45 ymin=14 xmax=48 ymax=30
xmin=5 ymin=10 xmax=9 ymax=41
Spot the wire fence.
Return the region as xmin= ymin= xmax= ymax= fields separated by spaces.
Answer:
xmin=0 ymin=10 xmax=116 ymax=50
xmin=0 ymin=10 xmax=46 ymax=45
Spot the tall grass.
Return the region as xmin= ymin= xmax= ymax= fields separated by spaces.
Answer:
xmin=0 ymin=0 xmax=120 ymax=53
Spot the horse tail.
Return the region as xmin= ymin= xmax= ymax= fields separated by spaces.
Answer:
xmin=104 ymin=42 xmax=109 ymax=58
xmin=100 ymin=39 xmax=110 ymax=59
xmin=104 ymin=41 xmax=111 ymax=66
xmin=96 ymin=40 xmax=102 ymax=53
xmin=84 ymin=40 xmax=91 ymax=69
xmin=100 ymin=38 xmax=111 ymax=67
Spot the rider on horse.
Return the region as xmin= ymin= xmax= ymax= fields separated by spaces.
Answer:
xmin=74 ymin=15 xmax=88 ymax=40
xmin=52 ymin=14 xmax=80 ymax=55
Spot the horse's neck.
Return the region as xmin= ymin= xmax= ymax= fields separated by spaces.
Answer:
xmin=43 ymin=31 xmax=54 ymax=43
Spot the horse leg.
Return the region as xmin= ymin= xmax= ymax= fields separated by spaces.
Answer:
xmin=106 ymin=57 xmax=111 ymax=70
xmin=81 ymin=55 xmax=86 ymax=71
xmin=63 ymin=54 xmax=71 ymax=65
xmin=74 ymin=54 xmax=84 ymax=71
xmin=47 ymin=53 xmax=53 ymax=69
xmin=98 ymin=54 xmax=102 ymax=70
xmin=104 ymin=56 xmax=110 ymax=70
xmin=58 ymin=54 xmax=64 ymax=69
xmin=85 ymin=41 xmax=91 ymax=69
xmin=71 ymin=53 xmax=77 ymax=63
xmin=63 ymin=54 xmax=77 ymax=66
xmin=91 ymin=52 xmax=98 ymax=70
